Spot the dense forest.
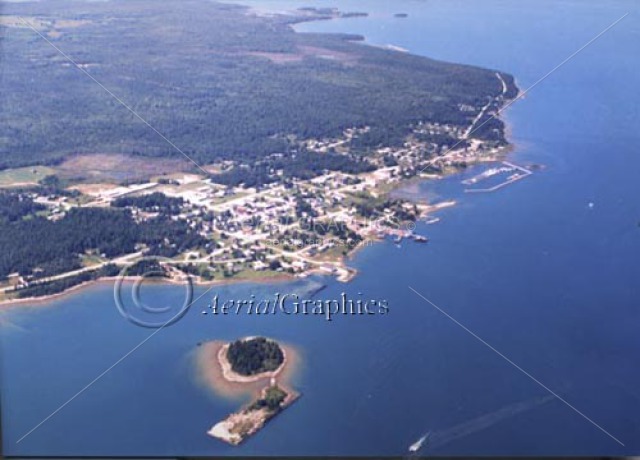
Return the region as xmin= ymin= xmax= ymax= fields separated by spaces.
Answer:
xmin=112 ymin=192 xmax=185 ymax=215
xmin=227 ymin=337 xmax=285 ymax=376
xmin=0 ymin=199 xmax=207 ymax=280
xmin=13 ymin=264 xmax=120 ymax=298
xmin=0 ymin=0 xmax=516 ymax=172
xmin=0 ymin=192 xmax=45 ymax=224
xmin=211 ymin=151 xmax=376 ymax=186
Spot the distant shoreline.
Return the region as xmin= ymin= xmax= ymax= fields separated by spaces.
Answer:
xmin=0 ymin=3 xmax=519 ymax=312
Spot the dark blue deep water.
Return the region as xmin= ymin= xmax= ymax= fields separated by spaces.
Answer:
xmin=2 ymin=0 xmax=639 ymax=455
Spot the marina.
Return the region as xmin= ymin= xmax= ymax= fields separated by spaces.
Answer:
xmin=463 ymin=161 xmax=533 ymax=193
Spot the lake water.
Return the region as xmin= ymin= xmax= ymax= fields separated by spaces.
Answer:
xmin=2 ymin=0 xmax=640 ymax=456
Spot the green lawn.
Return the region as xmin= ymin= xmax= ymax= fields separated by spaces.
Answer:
xmin=0 ymin=166 xmax=57 ymax=188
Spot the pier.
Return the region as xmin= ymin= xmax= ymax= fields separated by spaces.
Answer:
xmin=464 ymin=161 xmax=532 ymax=193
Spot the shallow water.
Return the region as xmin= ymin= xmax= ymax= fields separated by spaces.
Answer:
xmin=2 ymin=0 xmax=640 ymax=455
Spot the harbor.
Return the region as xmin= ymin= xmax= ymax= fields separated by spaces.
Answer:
xmin=463 ymin=161 xmax=533 ymax=193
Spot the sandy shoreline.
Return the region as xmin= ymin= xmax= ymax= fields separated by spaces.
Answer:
xmin=0 ymin=273 xmax=295 ymax=310
xmin=0 ymin=146 xmax=511 ymax=312
xmin=0 ymin=183 xmax=483 ymax=312
xmin=194 ymin=338 xmax=301 ymax=445
xmin=194 ymin=339 xmax=300 ymax=401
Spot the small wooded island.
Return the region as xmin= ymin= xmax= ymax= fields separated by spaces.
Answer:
xmin=205 ymin=337 xmax=299 ymax=446
xmin=227 ymin=337 xmax=284 ymax=376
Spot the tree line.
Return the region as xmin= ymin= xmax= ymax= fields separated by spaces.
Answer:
xmin=0 ymin=204 xmax=207 ymax=280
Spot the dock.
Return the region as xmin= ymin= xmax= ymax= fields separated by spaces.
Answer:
xmin=464 ymin=161 xmax=532 ymax=193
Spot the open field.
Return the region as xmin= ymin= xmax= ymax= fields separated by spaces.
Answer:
xmin=0 ymin=166 xmax=57 ymax=188
xmin=55 ymin=154 xmax=193 ymax=183
xmin=0 ymin=154 xmax=193 ymax=189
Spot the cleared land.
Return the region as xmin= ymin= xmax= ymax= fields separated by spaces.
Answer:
xmin=55 ymin=154 xmax=193 ymax=183
xmin=0 ymin=167 xmax=57 ymax=188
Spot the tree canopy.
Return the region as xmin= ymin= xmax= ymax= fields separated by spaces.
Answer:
xmin=227 ymin=337 xmax=285 ymax=376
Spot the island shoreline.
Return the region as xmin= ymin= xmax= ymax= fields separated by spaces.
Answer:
xmin=194 ymin=337 xmax=302 ymax=445
xmin=195 ymin=339 xmax=300 ymax=401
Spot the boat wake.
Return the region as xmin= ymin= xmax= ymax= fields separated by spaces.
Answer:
xmin=408 ymin=431 xmax=430 ymax=453
xmin=412 ymin=394 xmax=555 ymax=452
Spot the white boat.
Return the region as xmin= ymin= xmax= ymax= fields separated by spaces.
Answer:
xmin=409 ymin=432 xmax=430 ymax=452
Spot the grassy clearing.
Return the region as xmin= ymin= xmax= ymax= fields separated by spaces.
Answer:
xmin=227 ymin=268 xmax=283 ymax=281
xmin=0 ymin=166 xmax=57 ymax=188
xmin=80 ymin=254 xmax=107 ymax=268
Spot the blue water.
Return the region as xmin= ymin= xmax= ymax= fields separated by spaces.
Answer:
xmin=2 ymin=0 xmax=640 ymax=455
